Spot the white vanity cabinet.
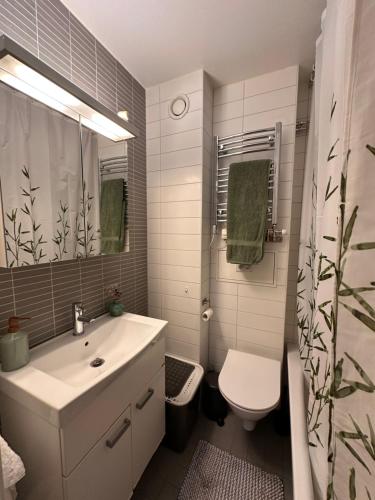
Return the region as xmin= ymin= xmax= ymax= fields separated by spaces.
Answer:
xmin=0 ymin=323 xmax=166 ymax=500
xmin=63 ymin=406 xmax=133 ymax=500
xmin=132 ymin=365 xmax=165 ymax=486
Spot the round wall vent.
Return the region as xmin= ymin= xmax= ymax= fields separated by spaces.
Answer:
xmin=168 ymin=94 xmax=190 ymax=120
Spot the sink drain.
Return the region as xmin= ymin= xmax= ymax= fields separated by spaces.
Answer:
xmin=90 ymin=357 xmax=105 ymax=368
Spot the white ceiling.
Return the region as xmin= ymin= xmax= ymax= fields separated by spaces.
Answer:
xmin=62 ymin=0 xmax=325 ymax=88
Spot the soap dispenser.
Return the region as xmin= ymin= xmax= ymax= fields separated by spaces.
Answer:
xmin=0 ymin=317 xmax=30 ymax=372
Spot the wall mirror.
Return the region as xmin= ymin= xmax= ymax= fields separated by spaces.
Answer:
xmin=0 ymin=35 xmax=136 ymax=267
xmin=81 ymin=128 xmax=129 ymax=258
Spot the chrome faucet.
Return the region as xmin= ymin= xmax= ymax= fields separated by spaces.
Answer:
xmin=72 ymin=302 xmax=96 ymax=336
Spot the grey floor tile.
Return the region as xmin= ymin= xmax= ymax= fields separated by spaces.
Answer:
xmin=150 ymin=446 xmax=187 ymax=489
xmin=158 ymin=482 xmax=179 ymax=500
xmin=131 ymin=488 xmax=152 ymax=500
xmin=134 ymin=409 xmax=293 ymax=500
xmin=133 ymin=453 xmax=165 ymax=498
xmin=283 ymin=475 xmax=294 ymax=500
xmin=230 ymin=422 xmax=249 ymax=460
xmin=164 ymin=463 xmax=186 ymax=489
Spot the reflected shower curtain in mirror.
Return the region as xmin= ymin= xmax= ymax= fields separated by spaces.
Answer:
xmin=80 ymin=126 xmax=101 ymax=257
xmin=297 ymin=1 xmax=375 ymax=498
xmin=0 ymin=84 xmax=82 ymax=265
xmin=0 ymin=84 xmax=101 ymax=265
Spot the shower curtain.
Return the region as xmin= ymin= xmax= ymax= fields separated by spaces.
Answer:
xmin=297 ymin=1 xmax=375 ymax=498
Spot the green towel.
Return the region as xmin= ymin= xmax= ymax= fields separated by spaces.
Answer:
xmin=100 ymin=179 xmax=126 ymax=254
xmin=226 ymin=159 xmax=271 ymax=265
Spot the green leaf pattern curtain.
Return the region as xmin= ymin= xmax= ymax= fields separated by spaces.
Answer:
xmin=297 ymin=1 xmax=375 ymax=498
xmin=0 ymin=84 xmax=101 ymax=265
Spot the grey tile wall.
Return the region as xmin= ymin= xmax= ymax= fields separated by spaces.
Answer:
xmin=37 ymin=0 xmax=71 ymax=80
xmin=96 ymin=41 xmax=117 ymax=112
xmin=0 ymin=0 xmax=38 ymax=56
xmin=0 ymin=0 xmax=147 ymax=346
xmin=70 ymin=15 xmax=96 ymax=97
xmin=0 ymin=0 xmax=143 ymax=115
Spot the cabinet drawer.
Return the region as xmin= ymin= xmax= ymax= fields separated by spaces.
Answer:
xmin=61 ymin=332 xmax=165 ymax=476
xmin=129 ymin=334 xmax=165 ymax=399
xmin=132 ymin=365 xmax=165 ymax=487
xmin=63 ymin=406 xmax=132 ymax=500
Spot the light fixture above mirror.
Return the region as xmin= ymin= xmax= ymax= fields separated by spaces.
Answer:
xmin=117 ymin=110 xmax=129 ymax=121
xmin=0 ymin=35 xmax=138 ymax=142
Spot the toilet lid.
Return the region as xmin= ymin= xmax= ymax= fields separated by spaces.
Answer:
xmin=218 ymin=349 xmax=281 ymax=411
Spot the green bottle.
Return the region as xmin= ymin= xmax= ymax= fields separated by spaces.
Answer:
xmin=0 ymin=316 xmax=30 ymax=372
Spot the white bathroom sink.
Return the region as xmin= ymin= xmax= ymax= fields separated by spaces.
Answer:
xmin=0 ymin=313 xmax=167 ymax=424
xmin=32 ymin=314 xmax=159 ymax=387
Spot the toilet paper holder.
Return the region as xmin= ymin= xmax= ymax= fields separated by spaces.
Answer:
xmin=201 ymin=298 xmax=213 ymax=322
xmin=202 ymin=307 xmax=214 ymax=322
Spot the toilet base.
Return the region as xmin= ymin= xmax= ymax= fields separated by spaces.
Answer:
xmin=243 ymin=420 xmax=256 ymax=431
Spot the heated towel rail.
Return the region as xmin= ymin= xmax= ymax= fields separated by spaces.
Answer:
xmin=99 ymin=155 xmax=128 ymax=177
xmin=214 ymin=122 xmax=284 ymax=242
xmin=99 ymin=155 xmax=129 ymax=220
xmin=99 ymin=155 xmax=129 ymax=248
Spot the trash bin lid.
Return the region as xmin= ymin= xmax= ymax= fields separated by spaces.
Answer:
xmin=165 ymin=355 xmax=195 ymax=398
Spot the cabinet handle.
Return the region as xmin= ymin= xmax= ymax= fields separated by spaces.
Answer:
xmin=136 ymin=388 xmax=154 ymax=410
xmin=106 ymin=418 xmax=131 ymax=449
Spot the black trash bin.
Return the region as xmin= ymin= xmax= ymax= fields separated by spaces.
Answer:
xmin=202 ymin=370 xmax=228 ymax=426
xmin=164 ymin=354 xmax=204 ymax=452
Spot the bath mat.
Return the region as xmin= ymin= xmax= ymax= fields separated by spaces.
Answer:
xmin=178 ymin=440 xmax=284 ymax=500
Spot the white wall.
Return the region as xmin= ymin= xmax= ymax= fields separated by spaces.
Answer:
xmin=284 ymin=80 xmax=311 ymax=344
xmin=146 ymin=65 xmax=308 ymax=369
xmin=209 ymin=66 xmax=300 ymax=370
xmin=145 ymin=70 xmax=212 ymax=366
xmin=200 ymin=74 xmax=214 ymax=367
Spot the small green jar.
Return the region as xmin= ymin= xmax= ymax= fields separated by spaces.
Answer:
xmin=109 ymin=301 xmax=125 ymax=317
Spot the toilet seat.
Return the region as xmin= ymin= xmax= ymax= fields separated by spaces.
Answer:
xmin=218 ymin=349 xmax=281 ymax=412
xmin=222 ymin=391 xmax=278 ymax=414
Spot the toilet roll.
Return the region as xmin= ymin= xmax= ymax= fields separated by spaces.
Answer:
xmin=202 ymin=308 xmax=213 ymax=322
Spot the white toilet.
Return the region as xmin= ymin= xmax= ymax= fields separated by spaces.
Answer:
xmin=218 ymin=349 xmax=281 ymax=431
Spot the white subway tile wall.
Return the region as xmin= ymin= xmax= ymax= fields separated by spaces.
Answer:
xmin=284 ymin=80 xmax=311 ymax=344
xmin=146 ymin=66 xmax=308 ymax=368
xmin=209 ymin=66 xmax=300 ymax=370
xmin=146 ymin=71 xmax=212 ymax=366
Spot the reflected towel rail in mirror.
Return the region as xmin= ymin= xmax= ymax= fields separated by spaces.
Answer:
xmin=100 ymin=156 xmax=128 ymax=176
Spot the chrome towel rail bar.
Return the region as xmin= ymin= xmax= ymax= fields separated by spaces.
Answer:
xmin=214 ymin=122 xmax=283 ymax=242
xmin=99 ymin=155 xmax=128 ymax=176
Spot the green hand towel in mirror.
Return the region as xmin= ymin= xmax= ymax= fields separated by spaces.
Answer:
xmin=100 ymin=178 xmax=126 ymax=254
